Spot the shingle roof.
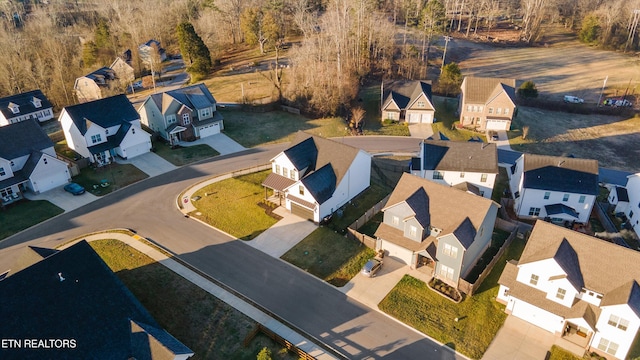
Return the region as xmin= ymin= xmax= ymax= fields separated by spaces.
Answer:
xmin=84 ymin=67 xmax=115 ymax=82
xmin=601 ymin=281 xmax=640 ymax=318
xmin=63 ymin=94 xmax=139 ymax=134
xmin=545 ymin=203 xmax=579 ymax=218
xmin=553 ymin=239 xmax=584 ymax=290
xmin=521 ymin=154 xmax=599 ymax=195
xmin=0 ymin=90 xmax=53 ymax=119
xmin=453 ymin=181 xmax=481 ymax=196
xmin=405 ymin=187 xmax=431 ymax=228
xmin=421 ymin=140 xmax=498 ymax=174
xmin=0 ymin=118 xmax=53 ymax=160
xmin=382 ymin=80 xmax=433 ymax=111
xmin=6 ymin=246 xmax=59 ymax=277
xmin=0 ymin=240 xmax=193 ymax=359
xmin=461 ymin=77 xmax=516 ymax=104
xmin=452 ymin=218 xmax=477 ymax=249
xmin=161 ymin=83 xmax=216 ymax=112
xmin=284 ymin=137 xmax=317 ymax=172
xmin=300 ymin=163 xmax=336 ymax=204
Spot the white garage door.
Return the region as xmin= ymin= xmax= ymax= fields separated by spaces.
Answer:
xmin=199 ymin=122 xmax=220 ymax=138
xmin=381 ymin=240 xmax=414 ymax=265
xmin=33 ymin=170 xmax=69 ymax=193
xmin=486 ymin=119 xmax=510 ymax=130
xmin=124 ymin=141 xmax=150 ymax=159
xmin=512 ymin=299 xmax=563 ymax=333
xmin=421 ymin=113 xmax=433 ymax=123
xmin=408 ymin=113 xmax=421 ymax=123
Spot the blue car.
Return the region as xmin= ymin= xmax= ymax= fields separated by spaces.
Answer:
xmin=64 ymin=182 xmax=85 ymax=195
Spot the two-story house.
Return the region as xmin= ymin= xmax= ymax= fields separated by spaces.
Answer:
xmin=375 ymin=173 xmax=499 ymax=290
xmin=617 ymin=173 xmax=640 ymax=239
xmin=409 ymin=140 xmax=498 ymax=199
xmin=59 ymin=95 xmax=151 ymax=165
xmin=110 ymin=56 xmax=135 ymax=85
xmin=381 ymin=80 xmax=435 ymax=123
xmin=138 ymin=83 xmax=224 ymax=145
xmin=261 ymin=132 xmax=371 ymax=223
xmin=607 ymin=185 xmax=629 ymax=216
xmin=508 ymin=154 xmax=599 ymax=225
xmin=498 ymin=220 xmax=640 ymax=360
xmin=0 ymin=90 xmax=54 ymax=126
xmin=74 ymin=67 xmax=118 ymax=103
xmin=0 ymin=119 xmax=70 ymax=203
xmin=458 ymin=76 xmax=517 ymax=131
xmin=138 ymin=39 xmax=167 ymax=65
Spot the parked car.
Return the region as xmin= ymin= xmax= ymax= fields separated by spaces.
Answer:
xmin=361 ymin=258 xmax=383 ymax=277
xmin=604 ymin=98 xmax=633 ymax=107
xmin=64 ymin=182 xmax=85 ymax=195
xmin=132 ymin=80 xmax=143 ymax=89
xmin=563 ymin=95 xmax=584 ymax=104
xmin=488 ymin=131 xmax=499 ymax=141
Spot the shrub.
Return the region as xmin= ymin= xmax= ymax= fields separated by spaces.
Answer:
xmin=517 ymin=81 xmax=538 ymax=99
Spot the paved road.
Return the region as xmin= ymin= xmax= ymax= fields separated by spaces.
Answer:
xmin=0 ymin=137 xmax=463 ymax=359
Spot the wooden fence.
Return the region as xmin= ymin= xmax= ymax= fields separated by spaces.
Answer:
xmin=344 ymin=194 xmax=391 ymax=249
xmin=243 ymin=324 xmax=316 ymax=360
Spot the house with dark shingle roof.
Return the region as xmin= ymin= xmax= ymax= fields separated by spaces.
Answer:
xmin=0 ymin=240 xmax=194 ymax=360
xmin=497 ymin=220 xmax=640 ymax=360
xmin=262 ymin=132 xmax=371 ymax=223
xmin=59 ymin=95 xmax=151 ymax=165
xmin=381 ymin=80 xmax=435 ymax=123
xmin=0 ymin=119 xmax=70 ymax=203
xmin=73 ymin=67 xmax=118 ymax=103
xmin=508 ymin=153 xmax=599 ymax=224
xmin=409 ymin=139 xmax=498 ymax=199
xmin=138 ymin=83 xmax=223 ymax=145
xmin=139 ymin=39 xmax=167 ymax=65
xmin=375 ymin=173 xmax=499 ymax=291
xmin=616 ymin=173 xmax=640 ymax=239
xmin=458 ymin=76 xmax=516 ymax=131
xmin=0 ymin=90 xmax=54 ymax=126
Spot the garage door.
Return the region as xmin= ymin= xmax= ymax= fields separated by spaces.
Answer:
xmin=291 ymin=203 xmax=314 ymax=221
xmin=32 ymin=170 xmax=69 ymax=193
xmin=421 ymin=113 xmax=433 ymax=123
xmin=381 ymin=240 xmax=414 ymax=265
xmin=124 ymin=141 xmax=151 ymax=159
xmin=512 ymin=299 xmax=562 ymax=333
xmin=408 ymin=113 xmax=420 ymax=123
xmin=486 ymin=119 xmax=510 ymax=130
xmin=199 ymin=122 xmax=220 ymax=138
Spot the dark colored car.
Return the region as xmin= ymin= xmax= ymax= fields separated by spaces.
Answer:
xmin=64 ymin=182 xmax=85 ymax=195
xmin=361 ymin=259 xmax=383 ymax=277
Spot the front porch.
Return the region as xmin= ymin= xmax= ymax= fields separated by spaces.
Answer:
xmin=0 ymin=182 xmax=26 ymax=209
xmin=1 ymin=192 xmax=23 ymax=207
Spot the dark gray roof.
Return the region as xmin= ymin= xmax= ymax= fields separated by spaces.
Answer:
xmin=405 ymin=187 xmax=430 ymax=228
xmin=0 ymin=90 xmax=53 ymax=119
xmin=85 ymin=67 xmax=115 ymax=83
xmin=421 ymin=140 xmax=498 ymax=174
xmin=382 ymin=80 xmax=433 ymax=110
xmin=522 ymin=154 xmax=599 ymax=195
xmin=0 ymin=240 xmax=192 ymax=359
xmin=0 ymin=169 xmax=28 ymax=189
xmin=545 ymin=203 xmax=579 ymax=218
xmin=452 ymin=217 xmax=477 ymax=249
xmin=163 ymin=83 xmax=216 ymax=111
xmin=63 ymin=94 xmax=139 ymax=135
xmin=410 ymin=157 xmax=421 ymax=172
xmin=300 ymin=163 xmax=336 ymax=204
xmin=0 ymin=118 xmax=53 ymax=160
xmin=615 ymin=186 xmax=629 ymax=202
xmin=497 ymin=149 xmax=522 ymax=166
xmin=284 ymin=137 xmax=317 ymax=172
xmin=553 ymin=239 xmax=585 ymax=290
xmin=428 ymin=131 xmax=449 ymax=141
xmin=20 ymin=151 xmax=44 ymax=177
xmin=599 ymin=168 xmax=633 ymax=187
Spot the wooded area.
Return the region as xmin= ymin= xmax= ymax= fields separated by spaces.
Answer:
xmin=1 ymin=0 xmax=640 ymax=115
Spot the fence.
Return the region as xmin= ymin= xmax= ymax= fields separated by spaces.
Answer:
xmin=346 ymin=228 xmax=377 ymax=249
xmin=344 ymin=194 xmax=390 ymax=249
xmin=594 ymin=201 xmax=631 ymax=248
xmin=243 ymin=324 xmax=316 ymax=360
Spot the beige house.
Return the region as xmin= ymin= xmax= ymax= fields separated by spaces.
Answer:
xmin=110 ymin=57 xmax=135 ymax=85
xmin=381 ymin=80 xmax=435 ymax=123
xmin=458 ymin=77 xmax=516 ymax=131
xmin=74 ymin=67 xmax=117 ymax=103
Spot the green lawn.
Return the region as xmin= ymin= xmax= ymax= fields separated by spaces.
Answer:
xmin=379 ymin=235 xmax=527 ymax=359
xmin=358 ymin=83 xmax=413 ymax=137
xmin=54 ymin=139 xmax=81 ymax=160
xmin=89 ymin=239 xmax=296 ymax=360
xmin=0 ymin=200 xmax=63 ymax=241
xmin=548 ymin=345 xmax=582 ymax=360
xmin=432 ymin=96 xmax=486 ymax=141
xmin=189 ymin=170 xmax=278 ymax=240
xmin=325 ymin=183 xmax=392 ymax=232
xmin=281 ymin=227 xmax=376 ymax=286
xmin=153 ymin=140 xmax=219 ymax=166
xmin=492 ymin=167 xmax=510 ymax=204
xmin=73 ymin=163 xmax=148 ymax=196
xmin=358 ymin=212 xmax=383 ymax=237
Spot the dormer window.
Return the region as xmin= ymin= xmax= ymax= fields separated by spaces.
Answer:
xmin=8 ymin=102 xmax=19 ymax=114
xmin=32 ymin=97 xmax=42 ymax=108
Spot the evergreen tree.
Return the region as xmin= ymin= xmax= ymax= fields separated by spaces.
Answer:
xmin=82 ymin=41 xmax=98 ymax=68
xmin=176 ymin=21 xmax=212 ymax=80
xmin=95 ymin=19 xmax=111 ymax=49
xmin=517 ymin=81 xmax=539 ymax=98
xmin=438 ymin=62 xmax=462 ymax=96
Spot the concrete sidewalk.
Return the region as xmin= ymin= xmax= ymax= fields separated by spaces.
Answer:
xmin=246 ymin=207 xmax=317 ymax=258
xmin=180 ymin=133 xmax=246 ymax=155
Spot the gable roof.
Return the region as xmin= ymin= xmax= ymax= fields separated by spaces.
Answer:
xmin=300 ymin=163 xmax=337 ymax=204
xmin=63 ymin=94 xmax=140 ymax=135
xmin=6 ymin=245 xmax=59 ymax=277
xmin=0 ymin=118 xmax=53 ymax=160
xmin=382 ymin=80 xmax=433 ymax=111
xmin=148 ymin=84 xmax=216 ymax=116
xmin=0 ymin=240 xmax=193 ymax=359
xmin=0 ymin=90 xmax=52 ymax=119
xmin=520 ymin=221 xmax=640 ymax=297
xmin=452 ymin=217 xmax=477 ymax=249
xmin=461 ymin=77 xmax=516 ymax=104
xmin=520 ymin=154 xmax=599 ymax=195
xmin=601 ymin=281 xmax=640 ymax=317
xmin=83 ymin=67 xmax=115 ymax=82
xmin=421 ymin=140 xmax=498 ymax=174
xmin=405 ymin=187 xmax=431 ymax=228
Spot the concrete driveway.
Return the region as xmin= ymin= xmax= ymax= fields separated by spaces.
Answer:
xmin=482 ymin=315 xmax=559 ymax=360
xmin=339 ymin=257 xmax=409 ymax=308
xmin=408 ymin=123 xmax=434 ymax=139
xmin=180 ymin=133 xmax=246 ymax=155
xmin=116 ymin=152 xmax=177 ymax=177
xmin=245 ymin=207 xmax=316 ymax=258
xmin=25 ymin=185 xmax=98 ymax=212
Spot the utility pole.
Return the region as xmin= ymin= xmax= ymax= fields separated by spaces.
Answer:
xmin=441 ymin=35 xmax=452 ymax=74
xmin=626 ymin=10 xmax=640 ymax=52
xmin=597 ymin=76 xmax=608 ymax=107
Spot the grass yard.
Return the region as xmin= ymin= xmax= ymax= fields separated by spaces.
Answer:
xmin=73 ymin=163 xmax=148 ymax=196
xmin=89 ymin=239 xmax=297 ymax=360
xmin=379 ymin=235 xmax=527 ymax=359
xmin=325 ymin=183 xmax=392 ymax=232
xmin=0 ymin=200 xmax=63 ymax=241
xmin=547 ymin=345 xmax=582 ymax=360
xmin=281 ymin=227 xmax=376 ymax=287
xmin=432 ymin=96 xmax=486 ymax=141
xmin=491 ymin=167 xmax=510 ymax=204
xmin=54 ymin=140 xmax=81 ymax=160
xmin=152 ymin=140 xmax=219 ymax=166
xmin=357 ymin=83 xmax=411 ymax=136
xmin=189 ymin=170 xmax=278 ymax=240
xmin=358 ymin=212 xmax=383 ymax=237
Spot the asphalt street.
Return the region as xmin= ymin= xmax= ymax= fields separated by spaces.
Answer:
xmin=0 ymin=137 xmax=463 ymax=359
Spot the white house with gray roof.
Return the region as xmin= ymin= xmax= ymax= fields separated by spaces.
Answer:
xmin=375 ymin=173 xmax=499 ymax=290
xmin=381 ymin=80 xmax=435 ymax=123
xmin=410 ymin=140 xmax=498 ymax=199
xmin=498 ymin=220 xmax=640 ymax=359
xmin=261 ymin=132 xmax=371 ymax=224
xmin=59 ymin=95 xmax=151 ymax=165
xmin=0 ymin=119 xmax=70 ymax=203
xmin=0 ymin=90 xmax=54 ymax=126
xmin=620 ymin=173 xmax=640 ymax=239
xmin=508 ymin=154 xmax=599 ymax=224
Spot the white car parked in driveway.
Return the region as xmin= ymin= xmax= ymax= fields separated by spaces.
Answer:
xmin=563 ymin=95 xmax=584 ymax=104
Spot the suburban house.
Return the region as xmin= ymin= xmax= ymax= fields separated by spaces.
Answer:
xmin=110 ymin=56 xmax=135 ymax=85
xmin=508 ymin=154 xmax=599 ymax=224
xmin=458 ymin=76 xmax=517 ymax=131
xmin=0 ymin=119 xmax=70 ymax=204
xmin=138 ymin=83 xmax=224 ymax=145
xmin=375 ymin=173 xmax=499 ymax=290
xmin=381 ymin=80 xmax=435 ymax=123
xmin=0 ymin=240 xmax=194 ymax=360
xmin=608 ymin=185 xmax=629 ymax=215
xmin=497 ymin=220 xmax=640 ymax=360
xmin=74 ymin=67 xmax=117 ymax=103
xmin=409 ymin=139 xmax=498 ymax=199
xmin=617 ymin=173 xmax=640 ymax=239
xmin=138 ymin=39 xmax=167 ymax=65
xmin=0 ymin=90 xmax=54 ymax=126
xmin=59 ymin=95 xmax=152 ymax=165
xmin=261 ymin=132 xmax=371 ymax=223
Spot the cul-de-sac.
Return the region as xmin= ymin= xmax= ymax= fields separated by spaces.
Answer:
xmin=2 ymin=1 xmax=640 ymax=359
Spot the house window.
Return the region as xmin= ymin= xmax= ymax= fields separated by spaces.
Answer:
xmin=556 ymin=288 xmax=566 ymax=300
xmin=433 ymin=171 xmax=444 ymax=180
xmin=514 ymin=191 xmax=520 ymax=199
xmin=479 ymin=106 xmax=484 ymax=112
xmin=496 ymin=108 xmax=502 ymax=115
xmin=166 ymin=115 xmax=176 ymax=124
xmin=473 ymin=105 xmax=478 ymax=112
xmin=417 ymin=101 xmax=425 ymax=108
xmin=132 ymin=128 xmax=135 ymax=134
xmin=43 ymin=158 xmax=48 ymax=165
xmin=444 ymin=244 xmax=458 ymax=259
xmin=10 ymin=161 xmax=14 ymax=167
xmin=544 ymin=192 xmax=550 ymax=200
xmin=439 ymin=265 xmax=454 ymax=280
xmin=528 ymin=207 xmax=541 ymax=216
xmin=504 ymin=108 xmax=509 ymax=115
xmin=529 ymin=274 xmax=539 ymax=286
xmin=91 ymin=134 xmax=102 ymax=144
xmin=32 ymin=98 xmax=42 ymax=108
xmin=290 ymin=169 xmax=296 ymax=180
xmin=410 ymin=226 xmax=417 ymax=236
xmin=608 ymin=315 xmax=629 ymax=331
xmin=182 ymin=113 xmax=190 ymax=124
xmin=563 ymin=194 xmax=570 ymax=202
xmin=0 ymin=167 xmax=5 ymax=176
xmin=579 ymin=195 xmax=586 ymax=203
xmin=466 ymin=105 xmax=472 ymax=112
xmin=105 ymin=129 xmax=109 ymax=135
xmin=597 ymin=338 xmax=619 ymax=356
xmin=460 ymin=172 xmax=465 ymax=178
xmin=392 ymin=216 xmax=399 ymax=225
xmin=488 ymin=107 xmax=494 ymax=114
xmin=480 ymin=173 xmax=488 ymax=182
xmin=201 ymin=108 xmax=211 ymax=118
xmin=299 ymin=185 xmax=304 ymax=196
xmin=283 ymin=168 xmax=289 ymax=178
xmin=275 ymin=164 xmax=280 ymax=174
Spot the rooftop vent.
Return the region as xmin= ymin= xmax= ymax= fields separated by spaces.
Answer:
xmin=58 ymin=272 xmax=65 ymax=282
